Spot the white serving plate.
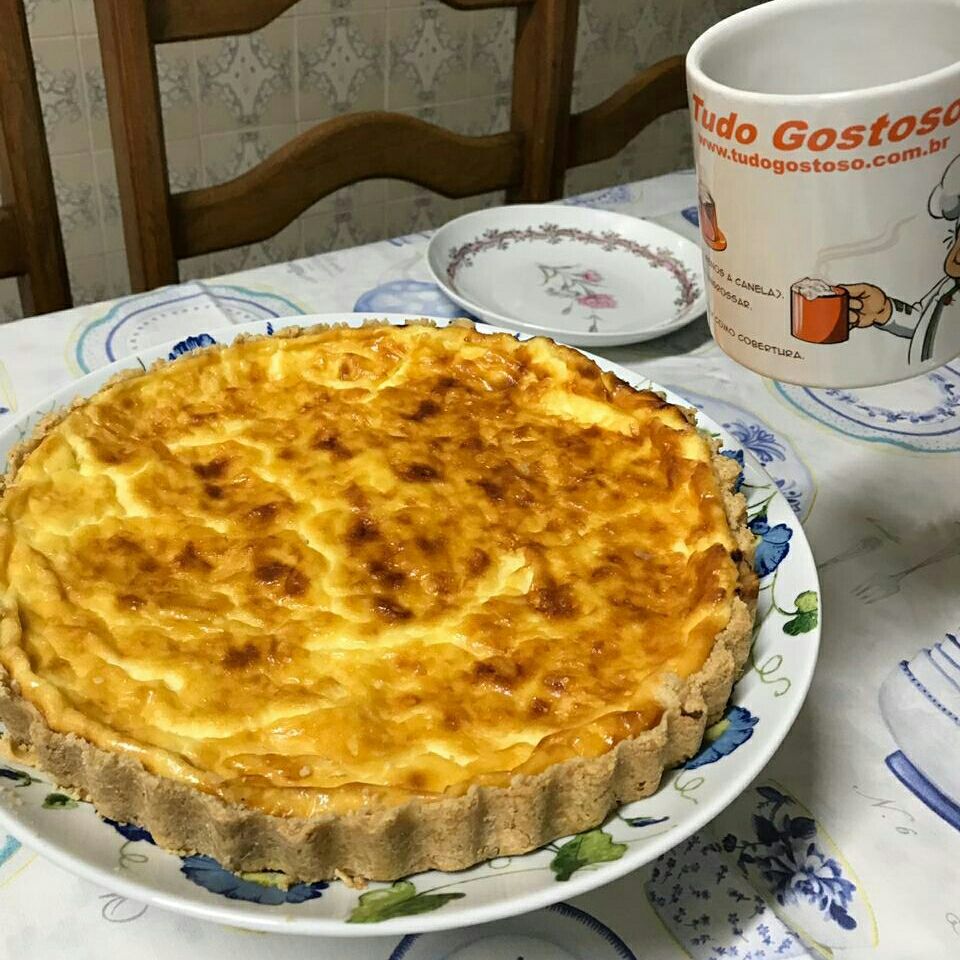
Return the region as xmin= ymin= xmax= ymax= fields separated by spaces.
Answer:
xmin=0 ymin=314 xmax=819 ymax=937
xmin=426 ymin=205 xmax=706 ymax=346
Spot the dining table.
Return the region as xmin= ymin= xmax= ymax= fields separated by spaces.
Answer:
xmin=0 ymin=169 xmax=958 ymax=960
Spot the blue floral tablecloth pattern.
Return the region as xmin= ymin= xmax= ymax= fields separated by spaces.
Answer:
xmin=770 ymin=363 xmax=960 ymax=454
xmin=0 ymin=168 xmax=956 ymax=960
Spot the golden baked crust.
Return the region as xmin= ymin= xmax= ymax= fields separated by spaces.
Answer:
xmin=0 ymin=321 xmax=756 ymax=880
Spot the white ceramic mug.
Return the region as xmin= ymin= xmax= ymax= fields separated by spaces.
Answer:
xmin=686 ymin=0 xmax=960 ymax=387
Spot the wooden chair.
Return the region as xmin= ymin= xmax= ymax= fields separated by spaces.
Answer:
xmin=0 ymin=0 xmax=72 ymax=315
xmin=94 ymin=0 xmax=687 ymax=294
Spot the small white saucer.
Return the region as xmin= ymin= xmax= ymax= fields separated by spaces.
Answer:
xmin=426 ymin=204 xmax=706 ymax=346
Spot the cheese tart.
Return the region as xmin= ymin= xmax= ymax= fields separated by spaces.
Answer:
xmin=0 ymin=321 xmax=756 ymax=881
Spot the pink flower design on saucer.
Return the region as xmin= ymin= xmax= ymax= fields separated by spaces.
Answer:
xmin=577 ymin=293 xmax=617 ymax=310
xmin=538 ymin=263 xmax=619 ymax=332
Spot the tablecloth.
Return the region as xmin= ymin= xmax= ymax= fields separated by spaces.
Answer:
xmin=1 ymin=170 xmax=958 ymax=960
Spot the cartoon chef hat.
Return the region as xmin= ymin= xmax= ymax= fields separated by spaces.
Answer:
xmin=929 ymin=153 xmax=960 ymax=221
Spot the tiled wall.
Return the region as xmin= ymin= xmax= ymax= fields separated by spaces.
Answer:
xmin=0 ymin=0 xmax=757 ymax=319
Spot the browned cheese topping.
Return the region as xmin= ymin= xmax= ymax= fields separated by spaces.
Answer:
xmin=0 ymin=323 xmax=739 ymax=816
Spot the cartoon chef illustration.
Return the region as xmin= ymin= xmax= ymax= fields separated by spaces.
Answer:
xmin=843 ymin=153 xmax=960 ymax=363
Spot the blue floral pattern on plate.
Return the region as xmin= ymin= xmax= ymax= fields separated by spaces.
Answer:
xmin=168 ymin=333 xmax=216 ymax=359
xmin=180 ymin=855 xmax=329 ymax=905
xmin=105 ymin=818 xmax=155 ymax=845
xmin=750 ymin=517 xmax=794 ymax=578
xmin=720 ymin=448 xmax=746 ymax=492
xmin=103 ymin=810 xmax=331 ymax=906
xmin=685 ymin=706 xmax=759 ymax=770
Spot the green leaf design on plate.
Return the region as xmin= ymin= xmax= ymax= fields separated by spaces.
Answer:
xmin=783 ymin=590 xmax=819 ymax=635
xmin=347 ymin=880 xmax=465 ymax=924
xmin=42 ymin=792 xmax=78 ymax=809
xmin=550 ymin=828 xmax=627 ymax=881
xmin=795 ymin=590 xmax=818 ymax=613
xmin=704 ymin=717 xmax=729 ymax=741
xmin=237 ymin=870 xmax=291 ymax=890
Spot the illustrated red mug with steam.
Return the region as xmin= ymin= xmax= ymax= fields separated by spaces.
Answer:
xmin=790 ymin=277 xmax=850 ymax=344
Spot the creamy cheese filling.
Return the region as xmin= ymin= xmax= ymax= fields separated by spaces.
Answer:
xmin=0 ymin=324 xmax=738 ymax=816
